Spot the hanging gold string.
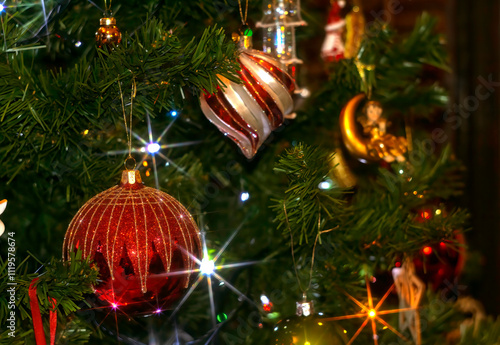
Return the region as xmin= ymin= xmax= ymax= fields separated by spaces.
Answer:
xmin=118 ymin=77 xmax=137 ymax=169
xmin=103 ymin=0 xmax=112 ymax=14
xmin=237 ymin=0 xmax=249 ymax=25
xmin=284 ymin=202 xmax=337 ymax=295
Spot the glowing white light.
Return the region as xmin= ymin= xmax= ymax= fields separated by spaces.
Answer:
xmin=147 ymin=142 xmax=160 ymax=153
xmin=0 ymin=4 xmax=4 ymax=12
xmin=260 ymin=295 xmax=270 ymax=305
xmin=75 ymin=41 xmax=82 ymax=47
xmin=318 ymin=180 xmax=333 ymax=190
xmin=274 ymin=326 xmax=279 ymax=331
xmin=170 ymin=110 xmax=178 ymax=117
xmin=240 ymin=192 xmax=250 ymax=202
xmin=200 ymin=257 xmax=215 ymax=276
xmin=168 ymin=224 xmax=258 ymax=329
xmin=155 ymin=308 xmax=162 ymax=314
xmin=111 ymin=303 xmax=118 ymax=309
xmin=399 ymin=169 xmax=404 ymax=174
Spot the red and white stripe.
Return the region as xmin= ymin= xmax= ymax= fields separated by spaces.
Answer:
xmin=200 ymin=49 xmax=295 ymax=159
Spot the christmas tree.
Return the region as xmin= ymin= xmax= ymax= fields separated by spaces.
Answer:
xmin=1 ymin=0 xmax=499 ymax=344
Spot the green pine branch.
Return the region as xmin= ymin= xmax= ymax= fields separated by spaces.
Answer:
xmin=0 ymin=250 xmax=97 ymax=344
xmin=0 ymin=15 xmax=239 ymax=196
xmin=271 ymin=144 xmax=346 ymax=244
xmin=272 ymin=143 xmax=468 ymax=275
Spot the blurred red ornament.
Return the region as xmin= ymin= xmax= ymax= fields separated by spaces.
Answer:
xmin=200 ymin=32 xmax=295 ymax=159
xmin=321 ymin=0 xmax=346 ymax=61
xmin=321 ymin=0 xmax=365 ymax=62
xmin=63 ymin=170 xmax=201 ymax=316
xmin=419 ymin=209 xmax=433 ymax=221
xmin=413 ymin=233 xmax=466 ymax=291
xmin=263 ymin=303 xmax=273 ymax=313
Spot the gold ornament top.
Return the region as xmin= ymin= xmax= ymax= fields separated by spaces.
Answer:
xmin=232 ymin=26 xmax=253 ymax=50
xmin=100 ymin=17 xmax=116 ymax=25
xmin=121 ymin=169 xmax=142 ymax=186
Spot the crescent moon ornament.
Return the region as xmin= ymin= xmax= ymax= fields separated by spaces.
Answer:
xmin=340 ymin=94 xmax=407 ymax=163
xmin=340 ymin=94 xmax=375 ymax=162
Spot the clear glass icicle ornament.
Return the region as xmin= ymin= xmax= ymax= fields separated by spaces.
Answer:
xmin=256 ymin=0 xmax=307 ymax=77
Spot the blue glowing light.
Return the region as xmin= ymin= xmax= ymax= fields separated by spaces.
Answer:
xmin=147 ymin=142 xmax=160 ymax=153
xmin=0 ymin=4 xmax=4 ymax=12
xmin=170 ymin=110 xmax=178 ymax=117
xmin=240 ymin=192 xmax=250 ymax=202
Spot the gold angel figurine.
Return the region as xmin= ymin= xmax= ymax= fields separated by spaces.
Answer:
xmin=358 ymin=101 xmax=407 ymax=163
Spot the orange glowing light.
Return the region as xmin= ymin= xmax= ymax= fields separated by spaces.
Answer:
xmin=321 ymin=276 xmax=412 ymax=345
xmin=420 ymin=210 xmax=431 ymax=220
xmin=423 ymin=246 xmax=433 ymax=255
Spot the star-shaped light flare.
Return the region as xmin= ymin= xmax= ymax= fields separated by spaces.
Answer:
xmin=322 ymin=276 xmax=414 ymax=345
xmin=166 ymin=221 xmax=260 ymax=329
xmin=106 ymin=111 xmax=201 ymax=189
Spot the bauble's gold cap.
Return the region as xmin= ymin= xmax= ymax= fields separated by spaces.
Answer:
xmin=100 ymin=17 xmax=116 ymax=26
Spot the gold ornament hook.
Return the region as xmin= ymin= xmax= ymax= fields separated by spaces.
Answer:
xmin=118 ymin=76 xmax=137 ymax=167
xmin=124 ymin=156 xmax=136 ymax=171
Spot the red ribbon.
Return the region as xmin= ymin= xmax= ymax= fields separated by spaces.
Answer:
xmin=29 ymin=278 xmax=58 ymax=345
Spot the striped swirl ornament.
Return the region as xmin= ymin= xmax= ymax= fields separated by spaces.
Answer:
xmin=63 ymin=170 xmax=201 ymax=315
xmin=200 ymin=33 xmax=295 ymax=159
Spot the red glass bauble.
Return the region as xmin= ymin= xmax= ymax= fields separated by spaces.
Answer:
xmin=413 ymin=233 xmax=466 ymax=291
xmin=63 ymin=170 xmax=201 ymax=315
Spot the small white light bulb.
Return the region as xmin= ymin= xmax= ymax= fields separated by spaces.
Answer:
xmin=147 ymin=142 xmax=160 ymax=153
